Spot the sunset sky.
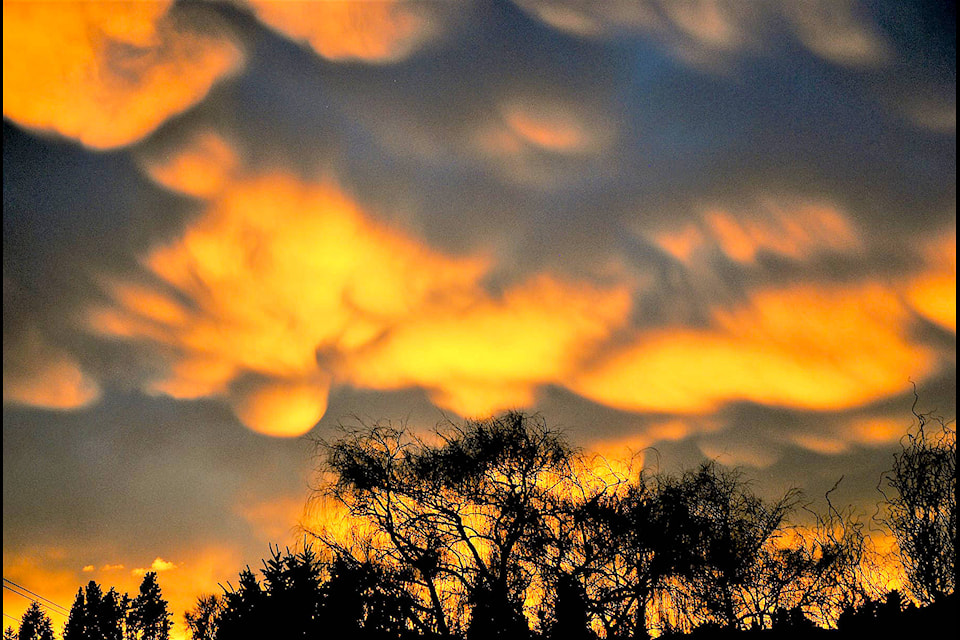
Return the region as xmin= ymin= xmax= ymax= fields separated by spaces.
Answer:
xmin=2 ymin=1 xmax=955 ymax=637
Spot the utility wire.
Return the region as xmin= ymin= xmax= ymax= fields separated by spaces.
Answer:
xmin=2 ymin=579 xmax=69 ymax=616
xmin=2 ymin=584 xmax=68 ymax=617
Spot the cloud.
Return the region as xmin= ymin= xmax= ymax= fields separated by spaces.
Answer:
xmin=342 ymin=273 xmax=632 ymax=416
xmin=649 ymin=198 xmax=862 ymax=266
xmin=246 ymin=0 xmax=443 ymax=63
xmin=514 ymin=0 xmax=890 ymax=70
xmin=228 ymin=376 xmax=330 ymax=438
xmin=903 ymin=227 xmax=956 ymax=333
xmin=571 ymin=281 xmax=937 ymax=414
xmin=3 ymin=329 xmax=100 ymax=410
xmin=782 ymin=0 xmax=890 ymax=68
xmin=89 ymin=167 xmax=630 ymax=433
xmin=132 ymin=557 xmax=176 ymax=577
xmin=138 ymin=130 xmax=239 ymax=199
xmin=2 ymin=1 xmax=242 ymax=149
xmin=82 ymin=564 xmax=95 ymax=572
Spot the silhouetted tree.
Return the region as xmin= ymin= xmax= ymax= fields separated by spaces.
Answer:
xmin=4 ymin=626 xmax=17 ymax=640
xmin=659 ymin=462 xmax=801 ymax=631
xmin=214 ymin=569 xmax=268 ymax=639
xmin=209 ymin=544 xmax=418 ymax=639
xmin=317 ymin=412 xmax=578 ymax=638
xmin=64 ymin=581 xmax=127 ymax=640
xmin=16 ymin=602 xmax=54 ymax=640
xmin=543 ymin=572 xmax=595 ymax=640
xmin=879 ymin=399 xmax=956 ymax=604
xmin=128 ymin=572 xmax=172 ymax=640
xmin=321 ymin=553 xmax=418 ymax=638
xmin=184 ymin=595 xmax=223 ymax=640
xmin=63 ymin=588 xmax=87 ymax=640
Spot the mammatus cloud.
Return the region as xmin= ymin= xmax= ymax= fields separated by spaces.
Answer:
xmin=781 ymin=0 xmax=890 ymax=68
xmin=245 ymin=0 xmax=443 ymax=63
xmin=512 ymin=0 xmax=889 ymax=69
xmin=903 ymin=228 xmax=956 ymax=333
xmin=90 ymin=152 xmax=629 ymax=435
xmin=650 ymin=199 xmax=862 ymax=266
xmin=138 ymin=130 xmax=240 ymax=199
xmin=3 ymin=328 xmax=100 ymax=410
xmin=341 ymin=274 xmax=632 ymax=416
xmin=2 ymin=1 xmax=242 ymax=149
xmin=572 ymin=282 xmax=938 ymax=414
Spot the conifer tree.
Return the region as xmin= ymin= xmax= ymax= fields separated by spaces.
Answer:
xmin=128 ymin=572 xmax=172 ymax=640
xmin=16 ymin=602 xmax=54 ymax=640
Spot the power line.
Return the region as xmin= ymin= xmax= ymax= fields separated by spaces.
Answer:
xmin=2 ymin=584 xmax=68 ymax=618
xmin=3 ymin=611 xmax=20 ymax=624
xmin=2 ymin=579 xmax=69 ymax=616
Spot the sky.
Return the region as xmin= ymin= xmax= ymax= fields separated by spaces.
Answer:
xmin=2 ymin=0 xmax=955 ymax=637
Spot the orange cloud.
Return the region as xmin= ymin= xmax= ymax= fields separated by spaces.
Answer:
xmin=500 ymin=101 xmax=602 ymax=154
xmin=903 ymin=227 xmax=956 ymax=332
xmin=572 ymin=282 xmax=936 ymax=414
xmin=472 ymin=98 xmax=616 ymax=187
xmin=228 ymin=377 xmax=330 ymax=438
xmin=3 ymin=329 xmax=100 ymax=410
xmin=247 ymin=0 xmax=439 ymax=63
xmin=133 ymin=557 xmax=177 ymax=577
xmin=343 ymin=274 xmax=632 ymax=416
xmin=91 ymin=168 xmax=630 ymax=432
xmin=652 ymin=199 xmax=861 ymax=265
xmin=139 ymin=131 xmax=239 ymax=199
xmin=3 ymin=1 xmax=242 ymax=148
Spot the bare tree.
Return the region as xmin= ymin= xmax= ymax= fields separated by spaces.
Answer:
xmin=313 ymin=412 xmax=579 ymax=638
xmin=659 ymin=462 xmax=802 ymax=631
xmin=879 ymin=397 xmax=956 ymax=604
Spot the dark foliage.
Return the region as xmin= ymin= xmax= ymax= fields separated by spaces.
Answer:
xmin=64 ymin=581 xmax=128 ymax=640
xmin=16 ymin=602 xmax=54 ymax=640
xmin=128 ymin=572 xmax=173 ymax=640
xmin=163 ymin=408 xmax=952 ymax=640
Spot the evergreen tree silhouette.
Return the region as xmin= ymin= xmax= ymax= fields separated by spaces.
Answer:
xmin=128 ymin=572 xmax=172 ymax=640
xmin=64 ymin=582 xmax=127 ymax=640
xmin=16 ymin=602 xmax=54 ymax=640
xmin=63 ymin=588 xmax=87 ymax=640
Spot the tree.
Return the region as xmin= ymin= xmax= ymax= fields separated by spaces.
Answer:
xmin=317 ymin=412 xmax=580 ymax=638
xmin=16 ymin=602 xmax=54 ymax=640
xmin=64 ymin=582 xmax=128 ymax=640
xmin=4 ymin=627 xmax=17 ymax=640
xmin=659 ymin=462 xmax=801 ymax=631
xmin=209 ymin=544 xmax=417 ymax=639
xmin=879 ymin=399 xmax=956 ymax=604
xmin=128 ymin=572 xmax=172 ymax=640
xmin=214 ymin=568 xmax=268 ymax=639
xmin=184 ymin=595 xmax=223 ymax=640
xmin=63 ymin=588 xmax=87 ymax=640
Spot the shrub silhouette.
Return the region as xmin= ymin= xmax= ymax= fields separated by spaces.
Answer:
xmin=878 ymin=398 xmax=956 ymax=604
